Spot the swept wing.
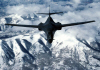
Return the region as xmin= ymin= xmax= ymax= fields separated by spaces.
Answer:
xmin=61 ymin=20 xmax=95 ymax=27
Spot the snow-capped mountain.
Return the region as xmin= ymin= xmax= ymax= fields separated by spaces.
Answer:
xmin=0 ymin=0 xmax=100 ymax=70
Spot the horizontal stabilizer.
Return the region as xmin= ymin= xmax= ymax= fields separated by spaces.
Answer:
xmin=61 ymin=20 xmax=95 ymax=27
xmin=5 ymin=24 xmax=38 ymax=28
xmin=37 ymin=12 xmax=63 ymax=15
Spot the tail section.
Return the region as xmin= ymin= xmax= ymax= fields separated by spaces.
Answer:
xmin=37 ymin=5 xmax=63 ymax=16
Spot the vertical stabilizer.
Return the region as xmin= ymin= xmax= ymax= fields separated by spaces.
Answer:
xmin=49 ymin=5 xmax=50 ymax=17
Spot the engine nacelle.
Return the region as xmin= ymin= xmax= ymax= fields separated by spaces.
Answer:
xmin=55 ymin=22 xmax=62 ymax=30
xmin=38 ymin=23 xmax=43 ymax=31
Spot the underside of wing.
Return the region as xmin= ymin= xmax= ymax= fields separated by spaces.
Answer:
xmin=5 ymin=24 xmax=39 ymax=28
xmin=61 ymin=20 xmax=95 ymax=27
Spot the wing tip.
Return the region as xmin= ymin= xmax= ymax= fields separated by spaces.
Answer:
xmin=5 ymin=24 xmax=12 ymax=25
xmin=93 ymin=20 xmax=95 ymax=22
xmin=91 ymin=20 xmax=95 ymax=22
xmin=5 ymin=24 xmax=8 ymax=25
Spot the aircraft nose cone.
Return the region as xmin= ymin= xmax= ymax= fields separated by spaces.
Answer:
xmin=48 ymin=39 xmax=53 ymax=43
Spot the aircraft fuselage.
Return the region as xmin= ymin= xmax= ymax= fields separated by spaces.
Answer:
xmin=38 ymin=16 xmax=62 ymax=43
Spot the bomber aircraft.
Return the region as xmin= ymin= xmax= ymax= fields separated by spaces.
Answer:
xmin=5 ymin=6 xmax=95 ymax=43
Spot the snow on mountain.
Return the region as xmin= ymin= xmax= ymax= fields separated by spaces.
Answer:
xmin=0 ymin=0 xmax=100 ymax=70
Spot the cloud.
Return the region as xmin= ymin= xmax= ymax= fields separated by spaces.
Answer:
xmin=52 ymin=1 xmax=100 ymax=44
xmin=0 ymin=0 xmax=100 ymax=69
xmin=73 ymin=0 xmax=81 ymax=4
xmin=2 ymin=0 xmax=100 ymax=45
xmin=6 ymin=4 xmax=48 ymax=16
